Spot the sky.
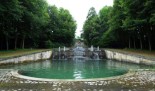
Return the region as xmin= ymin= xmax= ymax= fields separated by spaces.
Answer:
xmin=46 ymin=0 xmax=114 ymax=37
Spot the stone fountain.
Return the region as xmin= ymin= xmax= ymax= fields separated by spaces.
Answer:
xmin=52 ymin=45 xmax=105 ymax=60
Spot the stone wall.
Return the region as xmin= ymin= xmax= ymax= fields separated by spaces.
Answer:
xmin=0 ymin=51 xmax=52 ymax=65
xmin=104 ymin=50 xmax=155 ymax=65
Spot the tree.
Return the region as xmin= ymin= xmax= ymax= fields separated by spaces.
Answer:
xmin=83 ymin=7 xmax=99 ymax=46
xmin=46 ymin=6 xmax=76 ymax=47
xmin=0 ymin=0 xmax=76 ymax=50
xmin=101 ymin=0 xmax=126 ymax=48
xmin=0 ymin=0 xmax=23 ymax=50
xmin=19 ymin=0 xmax=49 ymax=49
xmin=82 ymin=0 xmax=155 ymax=50
xmin=98 ymin=6 xmax=112 ymax=47
xmin=145 ymin=0 xmax=155 ymax=51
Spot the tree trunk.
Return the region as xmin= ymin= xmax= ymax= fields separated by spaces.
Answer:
xmin=15 ymin=36 xmax=18 ymax=49
xmin=0 ymin=39 xmax=2 ymax=50
xmin=139 ymin=37 xmax=143 ymax=50
xmin=22 ymin=36 xmax=25 ymax=49
xmin=148 ymin=36 xmax=152 ymax=51
xmin=148 ymin=26 xmax=152 ymax=51
xmin=133 ymin=37 xmax=136 ymax=49
xmin=129 ymin=37 xmax=131 ymax=48
xmin=6 ymin=36 xmax=9 ymax=50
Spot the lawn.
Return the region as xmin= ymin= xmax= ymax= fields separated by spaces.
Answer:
xmin=1 ymin=48 xmax=155 ymax=59
xmin=108 ymin=48 xmax=155 ymax=59
xmin=0 ymin=49 xmax=51 ymax=59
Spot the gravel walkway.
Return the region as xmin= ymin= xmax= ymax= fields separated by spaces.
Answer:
xmin=0 ymin=69 xmax=155 ymax=91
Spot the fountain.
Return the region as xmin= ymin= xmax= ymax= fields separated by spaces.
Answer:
xmin=58 ymin=47 xmax=61 ymax=59
xmin=11 ymin=45 xmax=147 ymax=80
xmin=52 ymin=45 xmax=104 ymax=60
xmin=64 ymin=46 xmax=66 ymax=52
xmin=91 ymin=45 xmax=94 ymax=51
xmin=59 ymin=47 xmax=60 ymax=52
xmin=93 ymin=52 xmax=100 ymax=60
xmin=97 ymin=46 xmax=100 ymax=51
xmin=72 ymin=46 xmax=87 ymax=60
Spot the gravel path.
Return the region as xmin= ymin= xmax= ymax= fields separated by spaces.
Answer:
xmin=0 ymin=69 xmax=155 ymax=91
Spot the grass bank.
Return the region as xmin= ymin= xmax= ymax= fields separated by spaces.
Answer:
xmin=0 ymin=49 xmax=51 ymax=59
xmin=108 ymin=48 xmax=155 ymax=59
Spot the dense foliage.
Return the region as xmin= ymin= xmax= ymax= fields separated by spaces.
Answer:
xmin=83 ymin=0 xmax=155 ymax=50
xmin=0 ymin=0 xmax=76 ymax=50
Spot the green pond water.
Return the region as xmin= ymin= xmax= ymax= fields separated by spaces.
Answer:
xmin=0 ymin=59 xmax=154 ymax=79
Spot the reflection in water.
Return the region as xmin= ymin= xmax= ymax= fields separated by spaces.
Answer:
xmin=73 ymin=60 xmax=85 ymax=79
xmin=0 ymin=59 xmax=154 ymax=79
xmin=73 ymin=71 xmax=83 ymax=79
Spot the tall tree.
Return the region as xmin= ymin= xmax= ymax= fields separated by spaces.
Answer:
xmin=46 ymin=6 xmax=76 ymax=47
xmin=0 ymin=0 xmax=23 ymax=50
xmin=19 ymin=0 xmax=48 ymax=49
xmin=82 ymin=0 xmax=155 ymax=50
xmin=83 ymin=7 xmax=99 ymax=46
xmin=98 ymin=6 xmax=112 ymax=47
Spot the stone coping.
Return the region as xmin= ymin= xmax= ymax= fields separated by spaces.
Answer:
xmin=1 ymin=69 xmax=155 ymax=90
xmin=0 ymin=50 xmax=51 ymax=61
xmin=11 ymin=69 xmax=134 ymax=82
xmin=105 ymin=49 xmax=155 ymax=61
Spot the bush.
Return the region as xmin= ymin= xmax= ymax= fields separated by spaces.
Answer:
xmin=45 ymin=40 xmax=53 ymax=48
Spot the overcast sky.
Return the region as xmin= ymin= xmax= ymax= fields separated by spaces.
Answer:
xmin=46 ymin=0 xmax=113 ymax=37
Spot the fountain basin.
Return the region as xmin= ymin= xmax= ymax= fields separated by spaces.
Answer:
xmin=16 ymin=59 xmax=128 ymax=79
xmin=1 ymin=59 xmax=152 ymax=80
xmin=11 ymin=69 xmax=133 ymax=81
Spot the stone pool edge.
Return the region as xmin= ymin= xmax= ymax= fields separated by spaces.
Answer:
xmin=11 ymin=69 xmax=134 ymax=82
xmin=104 ymin=49 xmax=155 ymax=65
xmin=0 ymin=50 xmax=52 ymax=65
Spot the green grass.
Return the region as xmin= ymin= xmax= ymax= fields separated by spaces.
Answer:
xmin=1 ymin=48 xmax=155 ymax=60
xmin=108 ymin=48 xmax=155 ymax=58
xmin=0 ymin=49 xmax=51 ymax=59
